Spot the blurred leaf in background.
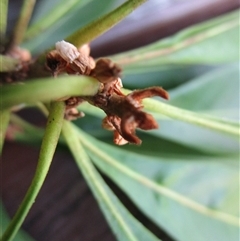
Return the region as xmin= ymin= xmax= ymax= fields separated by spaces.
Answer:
xmin=78 ymin=131 xmax=239 ymax=241
xmin=23 ymin=0 xmax=125 ymax=54
xmin=73 ymin=8 xmax=239 ymax=241
xmin=1 ymin=1 xmax=239 ymax=241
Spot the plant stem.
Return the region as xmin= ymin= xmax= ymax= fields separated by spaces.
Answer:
xmin=1 ymin=101 xmax=65 ymax=241
xmin=0 ymin=110 xmax=10 ymax=154
xmin=1 ymin=76 xmax=99 ymax=110
xmin=0 ymin=0 xmax=8 ymax=40
xmin=67 ymin=0 xmax=147 ymax=47
xmin=0 ymin=53 xmax=10 ymax=151
xmin=8 ymin=0 xmax=36 ymax=49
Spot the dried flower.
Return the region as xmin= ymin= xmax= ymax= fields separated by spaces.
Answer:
xmin=83 ymin=87 xmax=169 ymax=145
xmin=90 ymin=58 xmax=124 ymax=97
xmin=46 ymin=40 xmax=94 ymax=76
xmin=63 ymin=95 xmax=85 ymax=120
xmin=46 ymin=40 xmax=169 ymax=145
xmin=90 ymin=58 xmax=121 ymax=84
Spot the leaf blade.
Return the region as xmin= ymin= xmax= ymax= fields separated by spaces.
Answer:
xmin=143 ymin=63 xmax=240 ymax=153
xmin=110 ymin=10 xmax=239 ymax=69
xmin=25 ymin=0 xmax=93 ymax=41
xmin=75 ymin=129 xmax=240 ymax=241
xmin=62 ymin=121 xmax=162 ymax=241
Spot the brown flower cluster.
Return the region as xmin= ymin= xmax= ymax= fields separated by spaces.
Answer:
xmin=46 ymin=40 xmax=169 ymax=145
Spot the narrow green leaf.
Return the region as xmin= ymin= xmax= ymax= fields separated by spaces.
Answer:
xmin=9 ymin=0 xmax=36 ymax=47
xmin=62 ymin=121 xmax=162 ymax=241
xmin=146 ymin=98 xmax=238 ymax=136
xmin=75 ymin=129 xmax=240 ymax=241
xmin=67 ymin=0 xmax=147 ymax=47
xmin=9 ymin=113 xmax=67 ymax=146
xmin=168 ymin=64 xmax=239 ymax=113
xmin=0 ymin=55 xmax=19 ymax=72
xmin=0 ymin=110 xmax=10 ymax=154
xmin=24 ymin=0 xmax=92 ymax=41
xmin=22 ymin=0 xmax=120 ymax=54
xmin=0 ymin=201 xmax=35 ymax=241
xmin=1 ymin=101 xmax=65 ymax=241
xmin=146 ymin=63 xmax=239 ymax=153
xmin=121 ymin=88 xmax=239 ymax=138
xmin=121 ymin=65 xmax=215 ymax=91
xmin=110 ymin=10 xmax=239 ymax=70
xmin=0 ymin=76 xmax=100 ymax=110
xmin=9 ymin=113 xmax=45 ymax=143
xmin=0 ymin=0 xmax=8 ymax=38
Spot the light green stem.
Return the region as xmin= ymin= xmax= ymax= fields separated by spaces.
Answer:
xmin=0 ymin=53 xmax=10 ymax=152
xmin=0 ymin=110 xmax=10 ymax=154
xmin=67 ymin=0 xmax=147 ymax=47
xmin=1 ymin=101 xmax=65 ymax=241
xmin=0 ymin=76 xmax=99 ymax=110
xmin=9 ymin=0 xmax=36 ymax=47
xmin=0 ymin=0 xmax=8 ymax=39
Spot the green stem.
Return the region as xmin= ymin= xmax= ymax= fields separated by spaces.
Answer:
xmin=0 ymin=53 xmax=10 ymax=152
xmin=1 ymin=101 xmax=65 ymax=241
xmin=0 ymin=110 xmax=10 ymax=154
xmin=0 ymin=76 xmax=99 ymax=110
xmin=67 ymin=0 xmax=147 ymax=47
xmin=0 ymin=0 xmax=8 ymax=39
xmin=8 ymin=0 xmax=36 ymax=48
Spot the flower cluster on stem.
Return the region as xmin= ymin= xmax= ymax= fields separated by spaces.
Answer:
xmin=46 ymin=40 xmax=169 ymax=145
